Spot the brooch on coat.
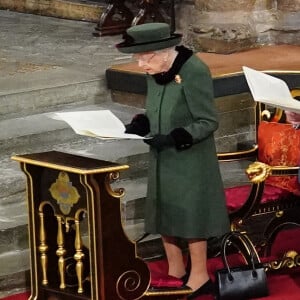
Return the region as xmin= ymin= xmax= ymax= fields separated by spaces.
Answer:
xmin=175 ymin=75 xmax=182 ymax=84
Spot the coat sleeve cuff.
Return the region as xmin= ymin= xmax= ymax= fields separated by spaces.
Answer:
xmin=170 ymin=128 xmax=193 ymax=150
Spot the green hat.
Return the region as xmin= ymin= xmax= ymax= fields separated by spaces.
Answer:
xmin=116 ymin=23 xmax=182 ymax=54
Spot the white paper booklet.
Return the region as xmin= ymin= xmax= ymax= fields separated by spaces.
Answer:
xmin=243 ymin=66 xmax=300 ymax=113
xmin=52 ymin=110 xmax=145 ymax=140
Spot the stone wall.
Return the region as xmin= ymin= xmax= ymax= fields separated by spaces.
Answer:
xmin=175 ymin=0 xmax=300 ymax=53
xmin=1 ymin=0 xmax=298 ymax=54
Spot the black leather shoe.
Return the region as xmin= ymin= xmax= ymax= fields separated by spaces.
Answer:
xmin=181 ymin=254 xmax=191 ymax=285
xmin=186 ymin=279 xmax=215 ymax=299
xmin=180 ymin=273 xmax=189 ymax=285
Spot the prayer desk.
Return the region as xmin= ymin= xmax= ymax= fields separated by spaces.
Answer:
xmin=12 ymin=151 xmax=191 ymax=300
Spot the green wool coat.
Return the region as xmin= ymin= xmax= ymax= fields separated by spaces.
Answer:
xmin=144 ymin=54 xmax=230 ymax=239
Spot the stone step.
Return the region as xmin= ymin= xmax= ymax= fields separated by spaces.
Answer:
xmin=1 ymin=102 xmax=145 ymax=156
xmin=119 ymin=177 xmax=147 ymax=222
xmin=0 ymin=10 xmax=132 ymax=120
xmin=0 ymin=249 xmax=30 ymax=278
xmin=0 ymin=42 xmax=128 ymax=121
xmin=0 ymin=72 xmax=107 ymax=121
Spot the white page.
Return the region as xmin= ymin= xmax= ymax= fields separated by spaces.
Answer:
xmin=53 ymin=110 xmax=146 ymax=140
xmin=243 ymin=66 xmax=300 ymax=113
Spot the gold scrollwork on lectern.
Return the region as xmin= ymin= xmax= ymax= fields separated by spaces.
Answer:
xmin=105 ymin=172 xmax=125 ymax=198
xmin=56 ymin=215 xmax=66 ymax=289
xmin=74 ymin=209 xmax=86 ymax=294
xmin=116 ymin=270 xmax=142 ymax=300
xmin=38 ymin=204 xmax=49 ymax=286
xmin=49 ymin=171 xmax=80 ymax=215
xmin=39 ymin=201 xmax=58 ymax=286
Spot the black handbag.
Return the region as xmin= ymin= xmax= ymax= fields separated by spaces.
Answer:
xmin=215 ymin=231 xmax=269 ymax=300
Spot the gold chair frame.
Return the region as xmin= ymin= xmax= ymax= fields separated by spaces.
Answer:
xmin=218 ymin=88 xmax=300 ymax=272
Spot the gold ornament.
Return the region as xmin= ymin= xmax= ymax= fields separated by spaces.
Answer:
xmin=175 ymin=74 xmax=182 ymax=84
xmin=49 ymin=172 xmax=80 ymax=215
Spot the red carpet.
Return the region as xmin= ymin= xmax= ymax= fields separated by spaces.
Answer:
xmin=0 ymin=293 xmax=30 ymax=300
xmin=3 ymin=272 xmax=300 ymax=300
xmin=2 ymin=228 xmax=300 ymax=300
xmin=147 ymin=255 xmax=300 ymax=300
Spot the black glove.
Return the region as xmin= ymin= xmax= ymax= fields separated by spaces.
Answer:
xmin=125 ymin=114 xmax=150 ymax=136
xmin=144 ymin=134 xmax=174 ymax=151
xmin=144 ymin=128 xmax=193 ymax=151
xmin=170 ymin=128 xmax=193 ymax=150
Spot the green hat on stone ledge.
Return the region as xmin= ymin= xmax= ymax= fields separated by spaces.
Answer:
xmin=116 ymin=23 xmax=182 ymax=54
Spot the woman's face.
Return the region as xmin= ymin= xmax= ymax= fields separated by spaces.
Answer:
xmin=133 ymin=51 xmax=168 ymax=75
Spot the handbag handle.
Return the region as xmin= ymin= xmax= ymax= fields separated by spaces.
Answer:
xmin=221 ymin=231 xmax=261 ymax=281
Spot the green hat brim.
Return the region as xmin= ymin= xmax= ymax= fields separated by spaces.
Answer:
xmin=116 ymin=34 xmax=182 ymax=54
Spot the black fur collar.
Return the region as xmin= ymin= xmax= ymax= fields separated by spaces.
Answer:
xmin=152 ymin=45 xmax=193 ymax=85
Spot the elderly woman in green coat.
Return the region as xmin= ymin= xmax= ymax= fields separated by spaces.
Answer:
xmin=116 ymin=23 xmax=230 ymax=299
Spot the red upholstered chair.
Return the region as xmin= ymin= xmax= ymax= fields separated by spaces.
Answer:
xmin=218 ymin=88 xmax=300 ymax=270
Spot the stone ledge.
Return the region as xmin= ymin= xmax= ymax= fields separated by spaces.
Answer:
xmin=0 ymin=0 xmax=104 ymax=22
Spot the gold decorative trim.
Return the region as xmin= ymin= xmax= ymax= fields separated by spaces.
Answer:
xmin=38 ymin=201 xmax=54 ymax=286
xmin=144 ymin=288 xmax=192 ymax=296
xmin=38 ymin=208 xmax=48 ymax=286
xmin=56 ymin=215 xmax=66 ymax=289
xmin=265 ymin=250 xmax=300 ymax=271
xmin=11 ymin=155 xmax=129 ymax=175
xmin=80 ymin=174 xmax=99 ymax=300
xmin=22 ymin=164 xmax=39 ymax=299
xmin=74 ymin=209 xmax=86 ymax=294
xmin=49 ymin=172 xmax=80 ymax=215
xmin=213 ymin=70 xmax=300 ymax=79
xmin=246 ymin=161 xmax=272 ymax=183
xmin=217 ymin=145 xmax=258 ymax=162
xmin=116 ymin=270 xmax=143 ymax=300
xmin=105 ymin=172 xmax=125 ymax=198
xmin=291 ymin=89 xmax=300 ymax=98
xmin=261 ymin=109 xmax=271 ymax=120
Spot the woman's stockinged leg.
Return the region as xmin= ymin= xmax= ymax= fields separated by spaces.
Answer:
xmin=162 ymin=236 xmax=186 ymax=279
xmin=186 ymin=239 xmax=210 ymax=291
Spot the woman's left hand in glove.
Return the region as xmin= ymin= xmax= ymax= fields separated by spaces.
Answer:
xmin=143 ymin=134 xmax=174 ymax=151
xmin=144 ymin=128 xmax=193 ymax=151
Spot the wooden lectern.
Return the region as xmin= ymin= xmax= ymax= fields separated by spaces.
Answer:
xmin=12 ymin=151 xmax=190 ymax=300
